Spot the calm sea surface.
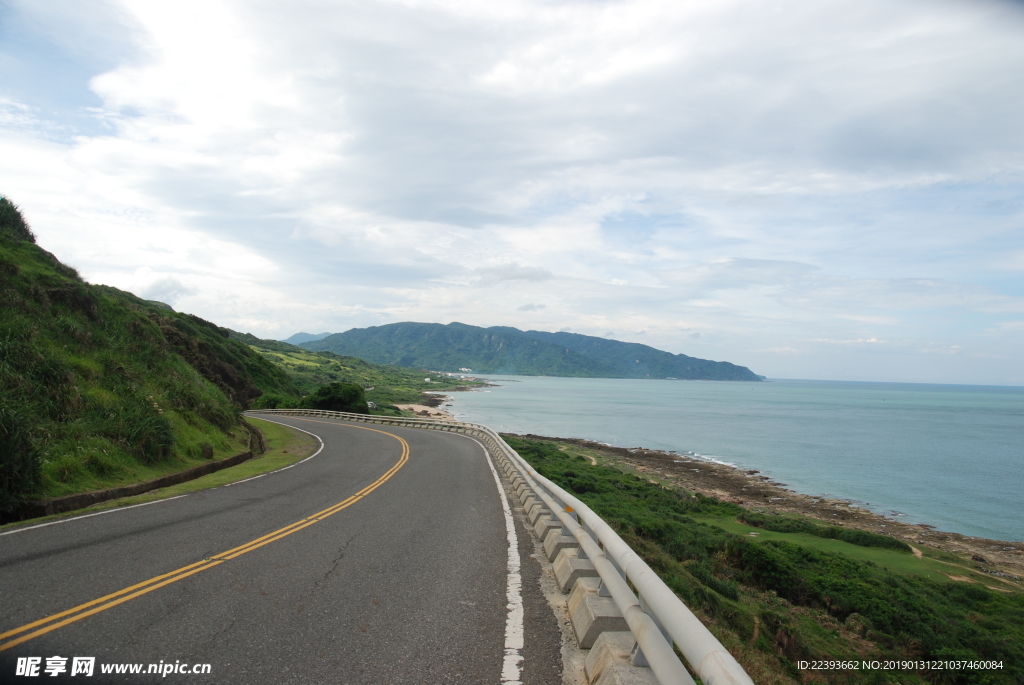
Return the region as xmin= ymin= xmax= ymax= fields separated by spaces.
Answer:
xmin=445 ymin=377 xmax=1024 ymax=542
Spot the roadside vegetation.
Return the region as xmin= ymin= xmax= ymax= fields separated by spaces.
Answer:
xmin=253 ymin=380 xmax=369 ymax=413
xmin=0 ymin=416 xmax=319 ymax=531
xmin=0 ymin=198 xmax=297 ymax=515
xmin=506 ymin=435 xmax=1024 ymax=685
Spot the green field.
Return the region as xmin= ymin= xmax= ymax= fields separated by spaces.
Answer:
xmin=691 ymin=514 xmax=1021 ymax=592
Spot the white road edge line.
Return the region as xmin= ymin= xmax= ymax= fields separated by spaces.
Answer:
xmin=0 ymin=495 xmax=190 ymax=537
xmin=226 ymin=415 xmax=325 ymax=486
xmin=0 ymin=417 xmax=327 ymax=537
xmin=473 ymin=436 xmax=525 ymax=685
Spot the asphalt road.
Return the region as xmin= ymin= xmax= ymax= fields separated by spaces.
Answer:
xmin=0 ymin=416 xmax=563 ymax=684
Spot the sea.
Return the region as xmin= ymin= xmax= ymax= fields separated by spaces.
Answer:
xmin=443 ymin=377 xmax=1024 ymax=543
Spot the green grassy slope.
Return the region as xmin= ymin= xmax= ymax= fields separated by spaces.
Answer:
xmin=93 ymin=286 xmax=300 ymax=403
xmin=230 ymin=331 xmax=486 ymax=407
xmin=0 ymin=198 xmax=297 ymax=512
xmin=508 ymin=435 xmax=1024 ymax=685
xmin=302 ymin=321 xmax=762 ymax=380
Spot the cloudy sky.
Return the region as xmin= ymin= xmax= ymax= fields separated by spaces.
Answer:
xmin=2 ymin=0 xmax=1023 ymax=384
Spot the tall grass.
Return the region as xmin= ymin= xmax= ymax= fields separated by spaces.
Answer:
xmin=0 ymin=201 xmax=260 ymax=511
xmin=0 ymin=403 xmax=40 ymax=512
xmin=0 ymin=196 xmax=35 ymax=243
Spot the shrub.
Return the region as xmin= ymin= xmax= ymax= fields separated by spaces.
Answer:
xmin=300 ymin=382 xmax=368 ymax=413
xmin=0 ymin=403 xmax=40 ymax=512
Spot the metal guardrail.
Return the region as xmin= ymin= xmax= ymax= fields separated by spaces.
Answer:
xmin=248 ymin=408 xmax=754 ymax=685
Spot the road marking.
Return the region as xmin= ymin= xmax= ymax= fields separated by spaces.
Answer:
xmin=474 ymin=437 xmax=524 ymax=685
xmin=0 ymin=496 xmax=190 ymax=538
xmin=225 ymin=416 xmax=326 ymax=486
xmin=0 ymin=420 xmax=408 ymax=653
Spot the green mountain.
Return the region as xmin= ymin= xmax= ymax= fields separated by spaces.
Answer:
xmin=282 ymin=331 xmax=332 ymax=345
xmin=0 ymin=197 xmax=298 ymax=512
xmin=302 ymin=322 xmax=761 ymax=381
xmin=302 ymin=322 xmax=617 ymax=376
xmin=520 ymin=330 xmax=760 ymax=381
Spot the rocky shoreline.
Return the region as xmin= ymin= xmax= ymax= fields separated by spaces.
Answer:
xmin=509 ymin=433 xmax=1024 ymax=587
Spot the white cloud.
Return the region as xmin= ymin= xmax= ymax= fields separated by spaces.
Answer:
xmin=1 ymin=0 xmax=1023 ymax=383
xmin=764 ymin=347 xmax=804 ymax=355
xmin=134 ymin=272 xmax=195 ymax=304
xmin=813 ymin=337 xmax=886 ymax=346
xmin=475 ymin=263 xmax=554 ymax=283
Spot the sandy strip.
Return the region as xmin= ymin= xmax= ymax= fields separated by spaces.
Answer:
xmin=394 ymin=404 xmax=455 ymax=420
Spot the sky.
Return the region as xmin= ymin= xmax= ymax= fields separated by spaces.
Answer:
xmin=1 ymin=0 xmax=1023 ymax=385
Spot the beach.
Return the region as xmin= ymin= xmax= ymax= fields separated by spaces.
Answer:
xmin=394 ymin=403 xmax=456 ymax=420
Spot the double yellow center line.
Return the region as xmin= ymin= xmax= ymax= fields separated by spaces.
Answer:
xmin=0 ymin=421 xmax=409 ymax=652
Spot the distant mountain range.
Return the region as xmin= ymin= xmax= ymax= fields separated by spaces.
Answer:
xmin=282 ymin=331 xmax=332 ymax=345
xmin=300 ymin=322 xmax=761 ymax=381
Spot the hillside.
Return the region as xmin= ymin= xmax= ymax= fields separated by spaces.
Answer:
xmin=229 ymin=331 xmax=488 ymax=407
xmin=521 ymin=330 xmax=761 ymax=381
xmin=0 ymin=198 xmax=299 ymax=513
xmin=302 ymin=322 xmax=761 ymax=381
xmin=303 ymin=322 xmax=617 ymax=376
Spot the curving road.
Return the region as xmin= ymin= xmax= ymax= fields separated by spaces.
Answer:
xmin=0 ymin=416 xmax=562 ymax=684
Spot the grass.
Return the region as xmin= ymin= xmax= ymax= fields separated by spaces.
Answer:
xmin=39 ymin=426 xmax=251 ymax=498
xmin=693 ymin=515 xmax=970 ymax=585
xmin=0 ymin=200 xmax=304 ymax=512
xmin=557 ymin=436 xmax=1023 ymax=594
xmin=0 ymin=417 xmax=318 ymax=531
xmin=506 ymin=434 xmax=1024 ymax=685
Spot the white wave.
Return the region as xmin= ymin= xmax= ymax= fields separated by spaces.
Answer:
xmin=691 ymin=453 xmax=738 ymax=468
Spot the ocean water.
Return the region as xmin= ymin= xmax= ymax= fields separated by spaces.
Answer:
xmin=445 ymin=377 xmax=1024 ymax=542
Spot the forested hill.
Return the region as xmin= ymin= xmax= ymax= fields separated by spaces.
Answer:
xmin=520 ymin=330 xmax=761 ymax=381
xmin=303 ymin=322 xmax=616 ymax=376
xmin=301 ymin=322 xmax=761 ymax=381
